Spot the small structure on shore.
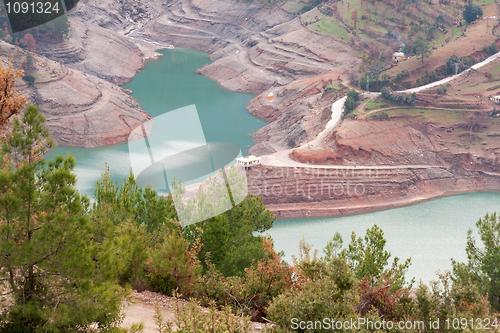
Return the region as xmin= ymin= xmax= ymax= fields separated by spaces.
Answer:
xmin=491 ymin=95 xmax=500 ymax=104
xmin=392 ymin=52 xmax=405 ymax=63
xmin=236 ymin=155 xmax=261 ymax=169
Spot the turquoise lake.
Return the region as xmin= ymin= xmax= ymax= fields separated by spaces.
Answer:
xmin=46 ymin=49 xmax=263 ymax=195
xmin=263 ymin=192 xmax=500 ymax=284
xmin=46 ymin=49 xmax=500 ymax=283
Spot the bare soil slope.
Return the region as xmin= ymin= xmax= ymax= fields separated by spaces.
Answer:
xmin=20 ymin=0 xmax=358 ymax=148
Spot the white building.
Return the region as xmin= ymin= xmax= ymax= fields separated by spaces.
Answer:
xmin=392 ymin=52 xmax=405 ymax=63
xmin=491 ymin=95 xmax=500 ymax=104
xmin=236 ymin=155 xmax=261 ymax=169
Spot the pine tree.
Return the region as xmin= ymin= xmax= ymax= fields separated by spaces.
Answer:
xmin=452 ymin=212 xmax=500 ymax=311
xmin=340 ymin=225 xmax=411 ymax=286
xmin=186 ymin=194 xmax=276 ymax=277
xmin=0 ymin=105 xmax=126 ymax=332
xmin=414 ymin=34 xmax=432 ymax=64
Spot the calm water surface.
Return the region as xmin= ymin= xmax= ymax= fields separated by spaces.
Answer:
xmin=46 ymin=49 xmax=262 ymax=195
xmin=263 ymin=192 xmax=500 ymax=283
xmin=46 ymin=49 xmax=500 ymax=283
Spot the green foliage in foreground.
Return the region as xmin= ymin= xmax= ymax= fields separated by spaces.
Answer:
xmin=266 ymin=225 xmax=499 ymax=333
xmin=0 ymin=105 xmax=126 ymax=332
xmin=184 ymin=193 xmax=275 ymax=277
xmin=0 ymin=103 xmax=278 ymax=331
xmin=340 ymin=225 xmax=412 ymax=287
xmin=94 ymin=168 xmax=178 ymax=232
xmin=153 ymin=298 xmax=251 ymax=333
xmin=1 ymin=98 xmax=500 ymax=333
xmin=453 ymin=212 xmax=500 ymax=312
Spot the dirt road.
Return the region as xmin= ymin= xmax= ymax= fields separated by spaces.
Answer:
xmin=259 ymin=50 xmax=500 ymax=169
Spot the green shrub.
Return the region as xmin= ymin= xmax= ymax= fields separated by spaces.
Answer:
xmin=267 ymin=242 xmax=358 ymax=333
xmin=344 ymin=89 xmax=360 ymax=116
xmin=194 ymin=238 xmax=297 ymax=321
xmin=380 ymin=87 xmax=415 ymax=106
xmin=462 ymin=3 xmax=483 ymax=24
xmin=146 ymin=227 xmax=202 ymax=297
xmin=22 ymin=74 xmax=34 ymax=86
xmin=344 ymin=96 xmax=356 ymax=113
xmin=347 ymin=89 xmax=360 ymax=100
xmin=268 ymin=278 xmax=360 ymax=332
xmin=490 ymin=42 xmax=498 ymax=55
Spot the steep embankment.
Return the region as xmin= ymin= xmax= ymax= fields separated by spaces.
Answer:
xmin=14 ymin=0 xmax=163 ymax=147
xmin=246 ymin=163 xmax=500 ymax=218
xmin=8 ymin=43 xmax=151 ymax=148
xmin=124 ymin=0 xmax=359 ymax=153
xmin=31 ymin=65 xmax=151 ymax=148
xmin=253 ymin=107 xmax=500 ymax=218
xmin=23 ymin=0 xmax=357 ymax=149
xmin=247 ymin=73 xmax=347 ymax=155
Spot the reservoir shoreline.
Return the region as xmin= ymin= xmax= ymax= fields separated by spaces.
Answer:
xmin=44 ymin=44 xmax=500 ymax=284
xmin=43 ymin=42 xmax=500 ymax=222
xmin=270 ymin=190 xmax=500 ymax=221
xmin=38 ymin=0 xmax=500 ymax=221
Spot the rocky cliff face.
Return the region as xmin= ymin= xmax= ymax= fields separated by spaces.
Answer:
xmin=12 ymin=44 xmax=151 ymax=148
xmin=145 ymin=0 xmax=356 ymax=93
xmin=246 ymin=164 xmax=500 ymax=218
xmin=247 ymin=73 xmax=347 ymax=155
xmin=15 ymin=0 xmax=162 ymax=147
xmin=329 ymin=120 xmax=445 ymax=166
xmin=32 ymin=67 xmax=151 ymax=148
xmin=37 ymin=0 xmax=157 ymax=85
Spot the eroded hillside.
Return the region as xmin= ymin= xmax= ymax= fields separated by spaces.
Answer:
xmin=8 ymin=0 xmax=359 ymax=148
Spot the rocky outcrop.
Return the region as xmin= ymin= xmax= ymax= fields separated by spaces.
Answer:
xmin=37 ymin=16 xmax=147 ymax=86
xmin=246 ymin=164 xmax=500 ymax=218
xmin=330 ymin=120 xmax=444 ymax=166
xmin=248 ymin=73 xmax=347 ymax=155
xmin=11 ymin=42 xmax=151 ymax=148
xmin=33 ymin=69 xmax=151 ymax=148
xmin=290 ymin=149 xmax=342 ymax=164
